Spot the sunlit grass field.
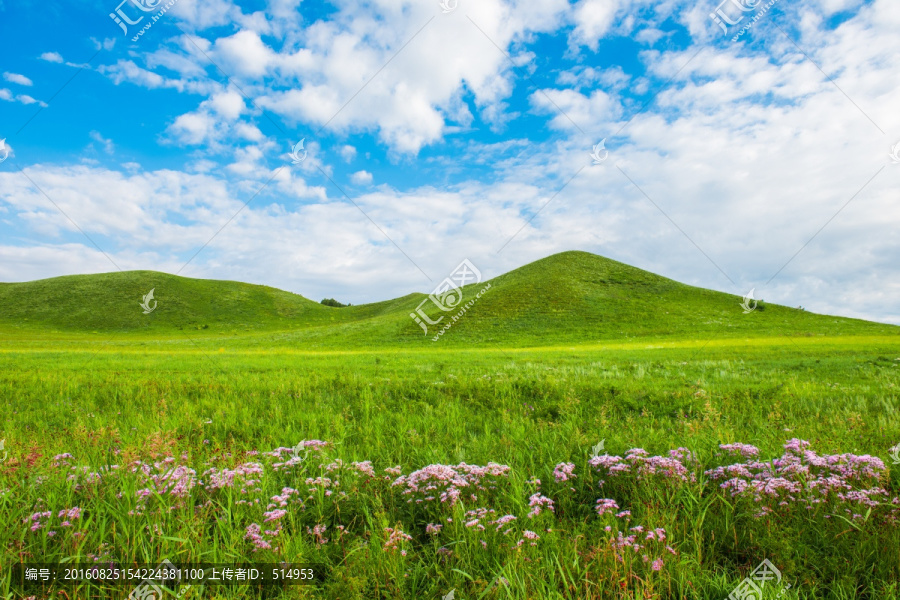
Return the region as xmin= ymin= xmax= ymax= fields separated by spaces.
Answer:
xmin=2 ymin=334 xmax=900 ymax=599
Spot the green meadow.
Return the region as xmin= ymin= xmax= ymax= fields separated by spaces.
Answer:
xmin=1 ymin=252 xmax=899 ymax=599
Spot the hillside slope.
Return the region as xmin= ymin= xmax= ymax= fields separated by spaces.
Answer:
xmin=0 ymin=271 xmax=326 ymax=333
xmin=265 ymin=251 xmax=897 ymax=347
xmin=0 ymin=252 xmax=895 ymax=347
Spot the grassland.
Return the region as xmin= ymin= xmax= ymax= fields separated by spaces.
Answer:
xmin=1 ymin=252 xmax=899 ymax=599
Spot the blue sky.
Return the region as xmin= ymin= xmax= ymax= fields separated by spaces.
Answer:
xmin=1 ymin=0 xmax=898 ymax=324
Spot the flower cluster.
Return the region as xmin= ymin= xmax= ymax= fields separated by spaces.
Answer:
xmin=26 ymin=511 xmax=52 ymax=533
xmin=463 ymin=507 xmax=496 ymax=531
xmin=352 ymin=461 xmax=376 ymax=478
xmin=383 ymin=527 xmax=413 ymax=554
xmin=391 ymin=462 xmax=511 ymax=507
xmin=58 ymin=506 xmax=82 ymax=527
xmin=516 ymin=530 xmax=540 ymax=548
xmin=270 ymin=440 xmax=330 ymax=471
xmin=527 ymin=493 xmax=555 ymax=518
xmin=132 ymin=460 xmax=197 ymax=498
xmin=719 ymin=443 xmax=760 ymax=458
xmin=705 ymin=439 xmax=892 ymax=519
xmin=202 ymin=462 xmax=264 ymax=492
xmin=308 ymin=524 xmax=328 ymax=545
xmin=668 ymin=448 xmax=698 ymax=463
xmin=25 ymin=506 xmax=83 ymax=537
xmin=553 ymin=462 xmax=576 ymax=482
xmin=595 ymin=498 xmax=619 ymax=517
xmin=492 ymin=514 xmax=517 ymax=533
xmin=589 ymin=449 xmax=693 ymax=485
xmin=65 ymin=464 xmax=115 ymax=488
xmin=244 ymin=523 xmax=274 ymax=551
xmin=607 ymin=520 xmax=675 ymax=572
xmin=266 ymin=487 xmax=302 ymax=509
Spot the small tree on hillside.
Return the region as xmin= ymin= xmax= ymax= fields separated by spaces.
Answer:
xmin=321 ymin=298 xmax=350 ymax=308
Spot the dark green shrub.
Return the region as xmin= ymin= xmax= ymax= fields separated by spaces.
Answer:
xmin=321 ymin=298 xmax=350 ymax=308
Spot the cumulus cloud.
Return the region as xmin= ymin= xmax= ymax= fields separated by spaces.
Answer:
xmin=166 ymin=90 xmax=248 ymax=146
xmin=39 ymin=52 xmax=64 ymax=63
xmin=250 ymin=0 xmax=571 ymax=153
xmin=3 ymin=72 xmax=33 ymax=86
xmin=212 ymin=30 xmax=276 ymax=78
xmin=570 ymin=0 xmax=620 ymax=50
xmin=340 ymin=145 xmax=357 ymax=163
xmin=350 ymin=170 xmax=373 ymax=185
xmin=0 ymin=88 xmax=47 ymax=107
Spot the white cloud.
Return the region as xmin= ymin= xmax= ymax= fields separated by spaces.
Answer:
xmin=39 ymin=52 xmax=64 ymax=63
xmin=100 ymin=60 xmax=167 ymax=89
xmin=234 ymin=122 xmax=265 ymax=142
xmin=168 ymin=0 xmax=246 ymax=30
xmin=169 ymin=111 xmax=220 ymax=146
xmin=213 ymin=30 xmax=276 ymax=78
xmin=208 ymin=90 xmax=246 ymax=121
xmin=252 ymin=0 xmax=571 ymax=153
xmin=166 ymin=91 xmax=250 ymax=146
xmin=0 ymin=88 xmax=48 ymax=107
xmin=14 ymin=94 xmax=41 ymax=105
xmin=89 ymin=131 xmax=115 ymax=155
xmin=3 ymin=72 xmax=33 ymax=86
xmin=98 ymin=59 xmax=217 ymax=95
xmin=530 ymin=88 xmax=618 ymax=133
xmin=570 ymin=0 xmax=620 ymax=50
xmin=350 ymin=170 xmax=373 ymax=185
xmin=340 ymin=145 xmax=357 ymax=163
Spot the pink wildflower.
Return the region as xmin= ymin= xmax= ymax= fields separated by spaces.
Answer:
xmin=527 ymin=493 xmax=555 ymax=518
xmin=383 ymin=527 xmax=413 ymax=552
xmin=244 ymin=523 xmax=272 ymax=551
xmin=595 ymin=498 xmax=619 ymax=517
xmin=553 ymin=462 xmax=576 ymax=482
xmin=263 ymin=509 xmax=287 ymax=523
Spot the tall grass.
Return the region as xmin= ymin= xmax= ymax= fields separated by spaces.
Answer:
xmin=1 ymin=341 xmax=899 ymax=598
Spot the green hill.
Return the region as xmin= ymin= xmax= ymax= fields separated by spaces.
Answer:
xmin=0 ymin=251 xmax=895 ymax=346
